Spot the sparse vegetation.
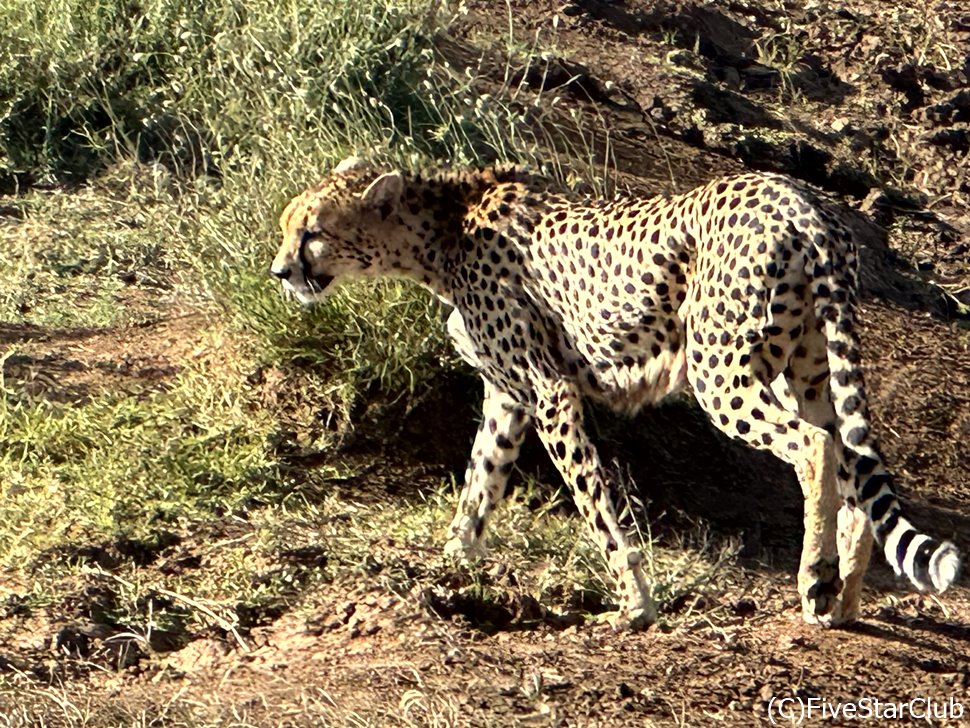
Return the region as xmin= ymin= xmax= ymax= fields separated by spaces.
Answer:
xmin=0 ymin=0 xmax=634 ymax=655
xmin=1 ymin=0 xmax=968 ymax=724
xmin=1 ymin=0 xmax=733 ymax=699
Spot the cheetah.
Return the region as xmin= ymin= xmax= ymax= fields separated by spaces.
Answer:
xmin=270 ymin=156 xmax=961 ymax=628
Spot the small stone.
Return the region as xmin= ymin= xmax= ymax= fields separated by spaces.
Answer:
xmin=667 ymin=50 xmax=693 ymax=67
xmin=734 ymin=597 xmax=757 ymax=617
xmin=831 ymin=117 xmax=851 ymax=133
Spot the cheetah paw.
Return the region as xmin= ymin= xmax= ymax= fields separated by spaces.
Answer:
xmin=443 ymin=534 xmax=485 ymax=564
xmin=799 ymin=558 xmax=847 ymax=627
xmin=800 ymin=589 xmax=851 ymax=628
xmin=595 ymin=606 xmax=656 ymax=632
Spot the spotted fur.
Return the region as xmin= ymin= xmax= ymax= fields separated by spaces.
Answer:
xmin=271 ymin=157 xmax=961 ymax=627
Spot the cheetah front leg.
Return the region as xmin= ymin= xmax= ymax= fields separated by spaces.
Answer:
xmin=444 ymin=381 xmax=531 ymax=560
xmin=532 ymin=378 xmax=656 ymax=629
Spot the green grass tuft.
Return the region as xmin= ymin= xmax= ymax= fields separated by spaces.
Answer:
xmin=0 ymin=351 xmax=278 ymax=569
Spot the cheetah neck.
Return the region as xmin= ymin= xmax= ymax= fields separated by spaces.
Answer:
xmin=377 ymin=167 xmax=532 ymax=302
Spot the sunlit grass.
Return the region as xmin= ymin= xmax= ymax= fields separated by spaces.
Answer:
xmin=0 ymin=338 xmax=276 ymax=569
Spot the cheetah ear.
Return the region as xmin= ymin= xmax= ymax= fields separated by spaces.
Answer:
xmin=334 ymin=156 xmax=368 ymax=174
xmin=360 ymin=172 xmax=403 ymax=214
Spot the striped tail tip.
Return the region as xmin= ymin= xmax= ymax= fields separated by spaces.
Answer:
xmin=929 ymin=541 xmax=961 ymax=593
xmin=886 ymin=523 xmax=962 ymax=593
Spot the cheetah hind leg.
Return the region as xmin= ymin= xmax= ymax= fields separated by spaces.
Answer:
xmin=795 ymin=429 xmax=854 ymax=627
xmin=800 ymin=501 xmax=873 ymax=627
xmin=786 ymin=385 xmax=869 ymax=623
xmin=834 ymin=500 xmax=874 ymax=622
xmin=688 ymin=347 xmax=846 ymax=627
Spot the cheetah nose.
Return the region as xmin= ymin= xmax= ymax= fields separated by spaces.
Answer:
xmin=270 ymin=264 xmax=292 ymax=280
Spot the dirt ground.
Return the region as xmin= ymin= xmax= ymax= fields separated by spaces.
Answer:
xmin=2 ymin=0 xmax=970 ymax=725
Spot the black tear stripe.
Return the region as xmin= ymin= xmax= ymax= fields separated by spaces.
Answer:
xmin=298 ymin=230 xmax=314 ymax=288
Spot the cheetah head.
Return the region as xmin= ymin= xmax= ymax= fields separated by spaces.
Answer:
xmin=270 ymin=156 xmax=403 ymax=303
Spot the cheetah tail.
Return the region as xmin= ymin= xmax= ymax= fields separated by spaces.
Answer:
xmin=808 ymin=241 xmax=962 ymax=594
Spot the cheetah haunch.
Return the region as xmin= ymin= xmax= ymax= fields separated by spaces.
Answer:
xmin=271 ymin=157 xmax=960 ymax=628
